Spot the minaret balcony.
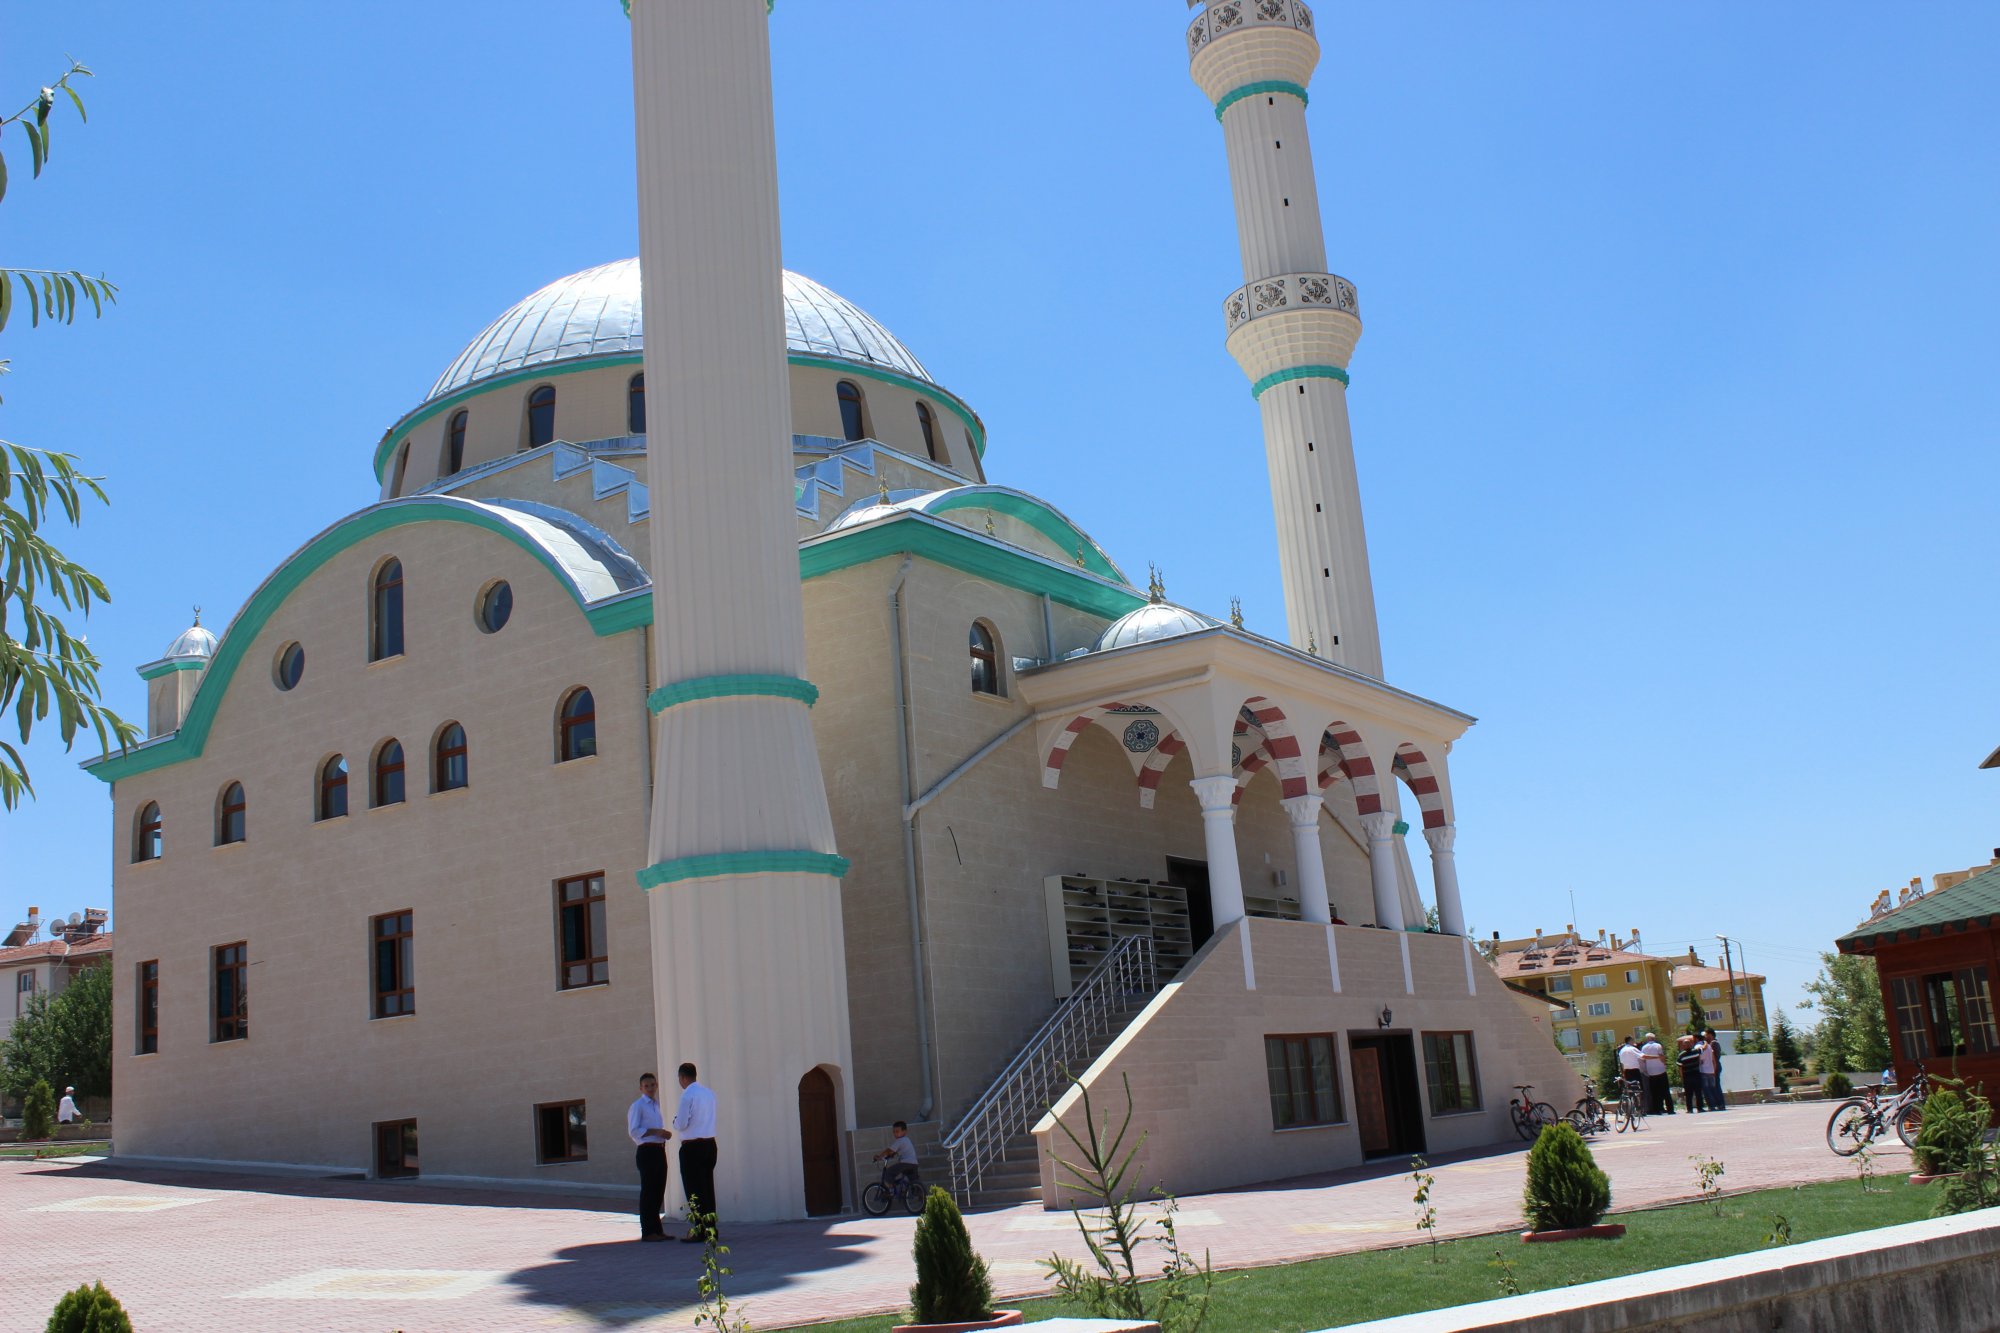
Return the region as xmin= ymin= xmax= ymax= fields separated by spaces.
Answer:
xmin=1188 ymin=1 xmax=1319 ymax=103
xmin=1223 ymin=272 xmax=1362 ymax=383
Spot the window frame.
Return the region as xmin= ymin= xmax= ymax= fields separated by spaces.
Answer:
xmin=969 ymin=621 xmax=1002 ymax=697
xmin=212 ymin=941 xmax=248 ymax=1043
xmin=433 ymin=722 xmax=469 ymax=793
xmin=318 ymin=755 xmax=350 ymax=821
xmin=627 ymin=373 xmax=646 ymax=435
xmin=1586 ymin=1001 xmax=1612 ymax=1017
xmin=274 ymin=641 xmax=305 ymax=691
xmin=1421 ymin=1030 xmax=1482 ymax=1116
xmin=836 ymin=380 xmax=866 ymax=442
xmin=374 ymin=1118 xmax=419 ymax=1179
xmin=138 ymin=960 xmax=159 ymax=1054
xmin=557 ymin=687 xmax=598 ymax=762
xmin=555 ymin=873 xmax=610 ymax=990
xmin=444 ymin=408 xmax=468 ymax=475
xmin=370 ymin=557 xmax=405 ymax=661
xmin=1582 ymin=973 xmax=1607 ymax=989
xmin=373 ymin=739 xmax=407 ymax=808
xmin=535 ymin=1100 xmax=589 ymax=1165
xmin=134 ymin=800 xmax=164 ymax=862
xmin=216 ymin=782 xmax=247 ymax=845
xmin=916 ymin=401 xmax=941 ymax=461
xmin=526 ymin=384 xmax=557 ymax=450
xmin=372 ymin=911 xmax=415 ymax=1019
xmin=1263 ymin=1033 xmax=1343 ymax=1129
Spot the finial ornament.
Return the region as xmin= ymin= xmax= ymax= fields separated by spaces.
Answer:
xmin=984 ymin=514 xmax=995 ymax=536
xmin=1075 ymin=545 xmax=1087 ymax=568
xmin=192 ymin=605 xmax=202 ymax=627
xmin=1146 ymin=564 xmax=1166 ymax=604
xmin=877 ymin=477 xmax=891 ymax=503
xmin=1307 ymin=631 xmax=1318 ymax=656
xmin=1229 ymin=597 xmax=1243 ymax=629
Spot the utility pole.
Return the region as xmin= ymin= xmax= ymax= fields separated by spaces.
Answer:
xmin=1717 ymin=935 xmax=1743 ymax=1031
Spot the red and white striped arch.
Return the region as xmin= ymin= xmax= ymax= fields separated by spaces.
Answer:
xmin=1318 ymin=724 xmax=1383 ymax=816
xmin=1135 ymin=731 xmax=1187 ymax=809
xmin=1240 ymin=696 xmax=1310 ymax=800
xmin=1393 ymin=744 xmax=1448 ymax=830
xmin=1041 ymin=701 xmax=1135 ymax=788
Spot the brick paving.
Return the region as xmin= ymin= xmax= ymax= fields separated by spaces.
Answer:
xmin=0 ymin=1105 xmax=1902 ymax=1331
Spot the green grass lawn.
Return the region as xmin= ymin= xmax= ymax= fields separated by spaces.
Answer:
xmin=774 ymin=1177 xmax=1938 ymax=1332
xmin=0 ymin=1139 xmax=109 ymax=1159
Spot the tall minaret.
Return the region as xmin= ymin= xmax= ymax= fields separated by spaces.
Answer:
xmin=630 ymin=0 xmax=855 ymax=1221
xmin=1187 ymin=0 xmax=1383 ymax=677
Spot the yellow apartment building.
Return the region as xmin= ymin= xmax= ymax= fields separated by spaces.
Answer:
xmin=1494 ymin=929 xmax=1678 ymax=1056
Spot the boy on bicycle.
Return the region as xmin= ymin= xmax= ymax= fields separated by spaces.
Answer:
xmin=874 ymin=1120 xmax=921 ymax=1191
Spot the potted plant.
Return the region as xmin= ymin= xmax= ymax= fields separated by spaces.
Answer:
xmin=893 ymin=1187 xmax=1019 ymax=1332
xmin=1521 ymin=1122 xmax=1622 ymax=1241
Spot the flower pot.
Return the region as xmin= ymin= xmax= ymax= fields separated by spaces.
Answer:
xmin=1520 ymin=1223 xmax=1626 ymax=1243
xmin=891 ymin=1313 xmax=1022 ymax=1333
xmin=1909 ymin=1172 xmax=1961 ymax=1186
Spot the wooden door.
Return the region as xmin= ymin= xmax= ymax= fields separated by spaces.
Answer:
xmin=797 ymin=1068 xmax=843 ymax=1216
xmin=1351 ymin=1045 xmax=1391 ymax=1156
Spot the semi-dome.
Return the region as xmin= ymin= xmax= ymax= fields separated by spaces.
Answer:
xmin=1090 ymin=603 xmax=1217 ymax=654
xmin=426 ymin=259 xmax=932 ymax=403
xmin=161 ymin=619 xmax=218 ymax=661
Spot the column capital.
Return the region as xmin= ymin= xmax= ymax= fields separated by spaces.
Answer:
xmin=1190 ymin=774 xmax=1240 ymax=813
xmin=1280 ymin=792 xmax=1325 ymax=830
xmin=1360 ymin=810 xmax=1399 ymax=842
xmin=1422 ymin=823 xmax=1456 ymax=853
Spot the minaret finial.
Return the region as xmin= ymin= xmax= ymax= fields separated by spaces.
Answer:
xmin=1146 ymin=564 xmax=1166 ymax=604
xmin=1229 ymin=597 xmax=1243 ymax=629
xmin=1307 ymin=630 xmax=1318 ymax=656
xmin=192 ymin=605 xmax=202 ymax=627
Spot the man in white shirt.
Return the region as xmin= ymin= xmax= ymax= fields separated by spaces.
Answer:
xmin=1639 ymin=1034 xmax=1672 ymax=1116
xmin=673 ymin=1062 xmax=719 ymax=1244
xmin=1617 ymin=1036 xmax=1644 ymax=1101
xmin=57 ymin=1087 xmax=79 ymax=1124
xmin=626 ymin=1073 xmax=671 ymax=1242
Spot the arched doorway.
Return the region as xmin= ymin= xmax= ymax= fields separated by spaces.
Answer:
xmin=798 ymin=1068 xmax=843 ymax=1216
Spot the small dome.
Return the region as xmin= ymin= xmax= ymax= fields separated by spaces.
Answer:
xmin=426 ymin=261 xmax=932 ymax=404
xmin=824 ymin=489 xmax=941 ymax=532
xmin=162 ymin=620 xmax=218 ymax=661
xmin=1090 ymin=603 xmax=1216 ymax=653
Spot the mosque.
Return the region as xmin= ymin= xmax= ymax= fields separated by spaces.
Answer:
xmin=91 ymin=1 xmax=1579 ymax=1219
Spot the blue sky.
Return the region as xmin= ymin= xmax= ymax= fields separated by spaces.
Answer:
xmin=4 ymin=3 xmax=1996 ymax=1023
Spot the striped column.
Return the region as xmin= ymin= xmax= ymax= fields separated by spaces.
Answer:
xmin=630 ymin=0 xmax=853 ymax=1222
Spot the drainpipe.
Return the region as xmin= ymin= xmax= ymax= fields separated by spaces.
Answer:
xmin=888 ymin=556 xmax=936 ymax=1121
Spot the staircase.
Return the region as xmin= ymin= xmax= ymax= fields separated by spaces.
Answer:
xmin=944 ymin=935 xmax=1157 ymax=1211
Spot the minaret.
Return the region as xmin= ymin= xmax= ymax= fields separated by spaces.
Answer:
xmin=1187 ymin=0 xmax=1383 ymax=677
xmin=629 ymin=0 xmax=855 ymax=1220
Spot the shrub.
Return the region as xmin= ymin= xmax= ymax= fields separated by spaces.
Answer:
xmin=1523 ymin=1122 xmax=1611 ymax=1232
xmin=20 ymin=1079 xmax=56 ymax=1141
xmin=46 ymin=1281 xmax=132 ymax=1333
xmin=910 ymin=1186 xmax=993 ymax=1325
xmin=1936 ymin=1140 xmax=2000 ymax=1217
xmin=1913 ymin=1082 xmax=1991 ymax=1177
xmin=1824 ymin=1072 xmax=1853 ymax=1099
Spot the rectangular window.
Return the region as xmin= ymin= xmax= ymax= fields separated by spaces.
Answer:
xmin=212 ymin=942 xmax=247 ymax=1042
xmin=138 ymin=961 xmax=159 ymax=1055
xmin=1559 ymin=1028 xmax=1580 ymax=1049
xmin=14 ymin=971 xmax=33 ymax=1017
xmin=1548 ymin=976 xmax=1572 ymax=994
xmin=1587 ymin=1001 xmax=1612 ymax=1017
xmin=1924 ymin=972 xmax=1966 ymax=1057
xmin=1422 ymin=1031 xmax=1481 ymax=1115
xmin=1625 ymin=969 xmax=1639 ymax=984
xmin=535 ymin=1100 xmax=589 ymax=1164
xmin=1629 ymin=998 xmax=1647 ymax=1012
xmin=1892 ymin=975 xmax=1931 ymax=1060
xmin=1734 ymin=984 xmax=1747 ymax=996
xmin=1700 ymin=986 xmax=1721 ymax=1000
xmin=372 ymin=911 xmax=415 ymax=1018
xmin=555 ymin=873 xmax=609 ymax=989
xmin=1958 ymin=967 xmax=1999 ymax=1056
xmin=374 ymin=1119 xmax=419 ymax=1178
xmin=1263 ymin=1034 xmax=1343 ymax=1128
xmin=1582 ymin=974 xmax=1608 ymax=989
xmin=1591 ymin=1030 xmax=1610 ymax=1045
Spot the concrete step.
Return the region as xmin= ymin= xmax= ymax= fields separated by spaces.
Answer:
xmin=966 ymin=1184 xmax=1042 ymax=1210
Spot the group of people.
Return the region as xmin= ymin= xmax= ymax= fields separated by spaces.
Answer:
xmin=1616 ymin=1029 xmax=1730 ymax=1115
xmin=626 ymin=1064 xmax=719 ymax=1244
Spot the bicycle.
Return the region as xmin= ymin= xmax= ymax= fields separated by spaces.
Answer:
xmin=1508 ymin=1083 xmax=1560 ymax=1140
xmin=1565 ymin=1076 xmax=1610 ymax=1136
xmin=861 ymin=1167 xmax=927 ymax=1216
xmin=1826 ymin=1065 xmax=1930 ymax=1156
xmin=1614 ymin=1072 xmax=1647 ymax=1133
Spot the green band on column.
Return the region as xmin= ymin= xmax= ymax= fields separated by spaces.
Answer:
xmin=647 ymin=674 xmax=819 ymax=714
xmin=637 ymin=850 xmax=850 ymax=888
xmin=1250 ymin=364 xmax=1351 ymax=398
xmin=1214 ymin=81 xmax=1310 ymax=121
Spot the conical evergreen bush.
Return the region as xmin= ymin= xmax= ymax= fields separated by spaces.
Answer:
xmin=21 ymin=1079 xmax=56 ymax=1141
xmin=1522 ymin=1121 xmax=1611 ymax=1231
xmin=909 ymin=1186 xmax=994 ymax=1325
xmin=46 ymin=1280 xmax=133 ymax=1333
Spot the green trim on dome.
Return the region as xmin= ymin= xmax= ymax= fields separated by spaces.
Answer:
xmin=637 ymin=849 xmax=847 ymax=889
xmin=374 ymin=352 xmax=987 ymax=484
xmin=1214 ymin=81 xmax=1309 ymax=120
xmin=137 ymin=660 xmax=207 ymax=680
xmin=923 ymin=491 xmax=1123 ymax=583
xmin=648 ymin=674 xmax=818 ymax=714
xmin=1250 ymin=364 xmax=1351 ymax=398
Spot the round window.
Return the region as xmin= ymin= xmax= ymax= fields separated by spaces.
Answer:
xmin=275 ymin=642 xmax=305 ymax=691
xmin=477 ymin=581 xmax=513 ymax=634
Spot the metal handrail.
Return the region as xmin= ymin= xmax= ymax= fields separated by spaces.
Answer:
xmin=943 ymin=933 xmax=1157 ymax=1202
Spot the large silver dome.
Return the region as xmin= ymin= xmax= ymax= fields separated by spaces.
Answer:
xmin=426 ymin=259 xmax=931 ymax=402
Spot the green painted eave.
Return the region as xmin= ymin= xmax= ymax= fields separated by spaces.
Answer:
xmin=921 ymin=489 xmax=1125 ymax=584
xmin=137 ymin=659 xmax=208 ymax=680
xmin=1836 ymin=864 xmax=2000 ymax=953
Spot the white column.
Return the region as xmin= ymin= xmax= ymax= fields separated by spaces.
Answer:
xmin=631 ymin=0 xmax=853 ymax=1224
xmin=1361 ymin=811 xmax=1405 ymax=932
xmin=1281 ymin=792 xmax=1332 ymax=924
xmin=1189 ymin=775 xmax=1248 ymax=928
xmin=1424 ymin=824 xmax=1466 ymax=938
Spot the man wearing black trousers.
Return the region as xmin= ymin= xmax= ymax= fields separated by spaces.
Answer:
xmin=627 ymin=1072 xmax=671 ymax=1242
xmin=673 ymin=1061 xmax=719 ymax=1243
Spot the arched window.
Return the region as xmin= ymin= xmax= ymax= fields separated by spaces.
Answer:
xmin=370 ymin=558 xmax=405 ymax=661
xmin=628 ymin=373 xmax=646 ymax=435
xmin=373 ymin=740 xmax=406 ymax=807
xmin=526 ymin=385 xmax=557 ymax=449
xmin=837 ymin=380 xmax=866 ymax=442
xmin=134 ymin=801 xmax=164 ymax=862
xmin=443 ymin=409 xmax=468 ymax=475
xmin=216 ymin=782 xmax=247 ymax=845
xmin=557 ymin=688 xmax=597 ymax=762
xmin=433 ymin=722 xmax=469 ymax=792
xmin=318 ymin=755 xmax=349 ymax=821
xmin=969 ymin=622 xmax=1001 ymax=696
xmin=916 ymin=402 xmax=941 ymax=462
xmin=390 ymin=441 xmax=411 ymax=494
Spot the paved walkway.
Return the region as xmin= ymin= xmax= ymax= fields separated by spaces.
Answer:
xmin=0 ymin=1105 xmax=1899 ymax=1331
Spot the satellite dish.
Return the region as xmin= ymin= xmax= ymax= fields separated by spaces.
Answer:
xmin=68 ymin=912 xmax=82 ymax=926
